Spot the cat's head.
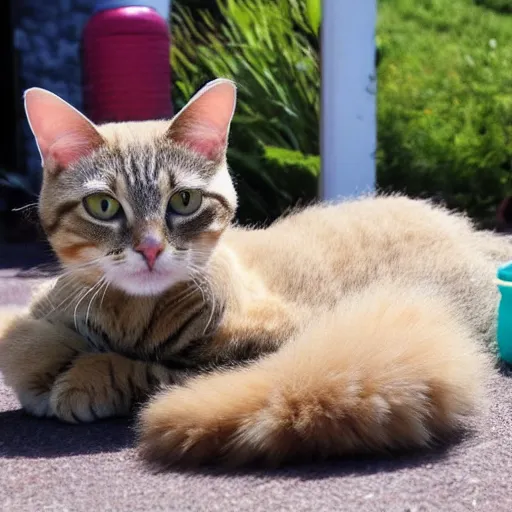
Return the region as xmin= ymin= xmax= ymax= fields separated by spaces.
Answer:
xmin=25 ymin=79 xmax=237 ymax=296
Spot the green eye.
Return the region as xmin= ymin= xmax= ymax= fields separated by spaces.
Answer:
xmin=83 ymin=194 xmax=121 ymax=221
xmin=168 ymin=189 xmax=202 ymax=215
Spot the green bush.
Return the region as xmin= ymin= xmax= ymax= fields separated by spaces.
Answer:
xmin=377 ymin=0 xmax=512 ymax=225
xmin=171 ymin=0 xmax=321 ymax=224
xmin=172 ymin=0 xmax=320 ymax=155
xmin=233 ymin=146 xmax=319 ymax=224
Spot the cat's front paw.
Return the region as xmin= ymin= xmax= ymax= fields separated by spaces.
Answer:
xmin=49 ymin=353 xmax=136 ymax=423
xmin=17 ymin=381 xmax=53 ymax=418
xmin=49 ymin=352 xmax=173 ymax=423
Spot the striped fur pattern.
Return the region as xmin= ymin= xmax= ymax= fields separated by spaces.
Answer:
xmin=1 ymin=79 xmax=512 ymax=468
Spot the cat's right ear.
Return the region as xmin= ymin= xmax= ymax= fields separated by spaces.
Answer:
xmin=166 ymin=78 xmax=237 ymax=161
xmin=24 ymin=88 xmax=105 ymax=171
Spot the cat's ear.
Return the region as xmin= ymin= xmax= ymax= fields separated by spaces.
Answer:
xmin=166 ymin=78 xmax=236 ymax=161
xmin=24 ymin=88 xmax=105 ymax=170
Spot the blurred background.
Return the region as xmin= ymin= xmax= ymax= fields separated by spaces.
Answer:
xmin=1 ymin=0 xmax=512 ymax=244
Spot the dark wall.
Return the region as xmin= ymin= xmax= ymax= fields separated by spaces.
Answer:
xmin=0 ymin=0 xmax=20 ymax=172
xmin=13 ymin=0 xmax=96 ymax=184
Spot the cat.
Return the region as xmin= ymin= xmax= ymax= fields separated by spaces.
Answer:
xmin=0 ymin=78 xmax=511 ymax=468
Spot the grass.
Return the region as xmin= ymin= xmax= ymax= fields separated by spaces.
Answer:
xmin=377 ymin=0 xmax=512 ymax=225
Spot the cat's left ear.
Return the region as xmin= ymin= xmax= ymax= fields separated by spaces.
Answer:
xmin=166 ymin=78 xmax=236 ymax=161
xmin=24 ymin=88 xmax=105 ymax=171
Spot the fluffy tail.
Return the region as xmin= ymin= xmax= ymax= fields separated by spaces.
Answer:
xmin=138 ymin=285 xmax=491 ymax=468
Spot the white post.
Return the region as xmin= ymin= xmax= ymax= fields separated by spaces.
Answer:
xmin=320 ymin=0 xmax=377 ymax=201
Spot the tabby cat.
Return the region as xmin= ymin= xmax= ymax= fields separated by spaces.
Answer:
xmin=0 ymin=79 xmax=510 ymax=468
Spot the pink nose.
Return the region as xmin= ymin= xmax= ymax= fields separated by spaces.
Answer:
xmin=134 ymin=236 xmax=164 ymax=270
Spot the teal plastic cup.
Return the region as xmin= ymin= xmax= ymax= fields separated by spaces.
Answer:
xmin=496 ymin=261 xmax=512 ymax=364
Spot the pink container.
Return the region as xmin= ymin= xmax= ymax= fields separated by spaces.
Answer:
xmin=82 ymin=1 xmax=172 ymax=124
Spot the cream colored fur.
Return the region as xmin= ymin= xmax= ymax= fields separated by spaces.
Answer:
xmin=1 ymin=81 xmax=511 ymax=468
xmin=0 ymin=195 xmax=510 ymax=467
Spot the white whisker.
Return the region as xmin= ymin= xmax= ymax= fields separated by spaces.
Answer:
xmin=85 ymin=278 xmax=107 ymax=326
xmin=99 ymin=280 xmax=111 ymax=310
xmin=186 ymin=264 xmax=218 ymax=335
xmin=12 ymin=202 xmax=38 ymax=212
xmin=41 ymin=280 xmax=86 ymax=318
xmin=73 ymin=279 xmax=104 ymax=331
xmin=170 ymin=285 xmax=201 ymax=310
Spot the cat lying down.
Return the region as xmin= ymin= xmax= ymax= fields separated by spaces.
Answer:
xmin=1 ymin=79 xmax=510 ymax=468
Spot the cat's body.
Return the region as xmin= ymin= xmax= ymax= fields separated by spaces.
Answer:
xmin=0 ymin=80 xmax=510 ymax=467
xmin=28 ymin=193 xmax=509 ymax=364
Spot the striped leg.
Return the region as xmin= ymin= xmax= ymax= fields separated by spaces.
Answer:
xmin=49 ymin=352 xmax=177 ymax=423
xmin=0 ymin=315 xmax=177 ymax=423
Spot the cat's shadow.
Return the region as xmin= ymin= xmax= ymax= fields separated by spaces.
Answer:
xmin=0 ymin=404 xmax=466 ymax=481
xmin=0 ymin=408 xmax=134 ymax=458
xmin=3 ymin=369 xmax=507 ymax=473
xmin=149 ymin=431 xmax=470 ymax=481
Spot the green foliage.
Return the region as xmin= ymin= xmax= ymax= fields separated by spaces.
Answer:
xmin=305 ymin=0 xmax=322 ymax=36
xmin=377 ymin=0 xmax=512 ymax=224
xmin=172 ymin=0 xmax=320 ymax=155
xmin=262 ymin=146 xmax=320 ymax=207
xmin=171 ymin=0 xmax=321 ymax=224
xmin=233 ymin=145 xmax=320 ymax=225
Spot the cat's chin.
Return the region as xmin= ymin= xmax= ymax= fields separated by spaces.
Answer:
xmin=100 ymin=250 xmax=192 ymax=297
xmin=107 ymin=270 xmax=186 ymax=297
